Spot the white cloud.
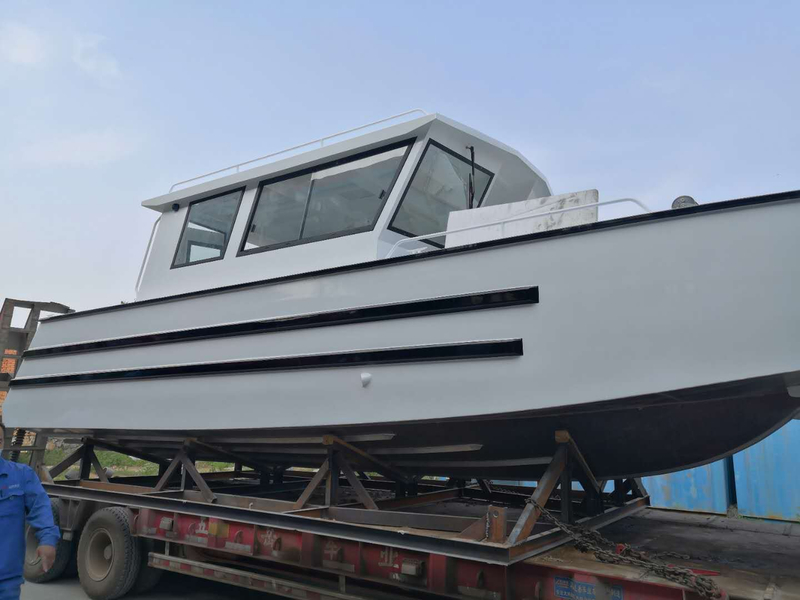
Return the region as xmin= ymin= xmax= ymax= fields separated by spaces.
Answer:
xmin=0 ymin=22 xmax=47 ymax=66
xmin=17 ymin=129 xmax=142 ymax=167
xmin=72 ymin=34 xmax=120 ymax=81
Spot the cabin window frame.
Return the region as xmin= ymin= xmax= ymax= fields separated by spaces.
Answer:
xmin=387 ymin=139 xmax=495 ymax=248
xmin=237 ymin=138 xmax=416 ymax=257
xmin=170 ymin=187 xmax=246 ymax=269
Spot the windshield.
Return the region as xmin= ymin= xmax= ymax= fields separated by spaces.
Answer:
xmin=389 ymin=140 xmax=492 ymax=246
xmin=241 ymin=141 xmax=412 ymax=254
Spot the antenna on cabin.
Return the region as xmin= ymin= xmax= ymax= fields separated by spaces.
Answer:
xmin=467 ymin=145 xmax=476 ymax=209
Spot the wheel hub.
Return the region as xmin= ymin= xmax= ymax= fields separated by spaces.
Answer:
xmin=86 ymin=528 xmax=114 ymax=582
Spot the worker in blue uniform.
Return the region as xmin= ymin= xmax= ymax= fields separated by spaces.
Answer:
xmin=0 ymin=422 xmax=59 ymax=600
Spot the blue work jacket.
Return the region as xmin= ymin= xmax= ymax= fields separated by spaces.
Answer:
xmin=0 ymin=458 xmax=60 ymax=586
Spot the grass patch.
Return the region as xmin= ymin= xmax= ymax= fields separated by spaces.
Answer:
xmin=45 ymin=448 xmax=150 ymax=469
xmin=196 ymin=461 xmax=235 ymax=473
xmin=44 ymin=448 xmax=235 ymax=479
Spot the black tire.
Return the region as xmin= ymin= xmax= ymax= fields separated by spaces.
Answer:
xmin=77 ymin=507 xmax=141 ymax=600
xmin=23 ymin=498 xmax=72 ymax=583
xmin=130 ymin=538 xmax=164 ymax=595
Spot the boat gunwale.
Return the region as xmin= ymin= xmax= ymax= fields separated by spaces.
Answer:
xmin=45 ymin=188 xmax=800 ymax=323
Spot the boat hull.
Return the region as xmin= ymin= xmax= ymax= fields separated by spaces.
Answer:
xmin=20 ymin=374 xmax=799 ymax=480
xmin=6 ymin=191 xmax=800 ymax=480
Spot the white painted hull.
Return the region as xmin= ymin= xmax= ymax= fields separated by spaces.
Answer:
xmin=6 ymin=192 xmax=800 ymax=478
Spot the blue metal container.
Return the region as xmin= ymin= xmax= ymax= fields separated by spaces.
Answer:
xmin=643 ymin=460 xmax=730 ymax=514
xmin=644 ymin=420 xmax=799 ymax=521
xmin=733 ymin=420 xmax=800 ymax=522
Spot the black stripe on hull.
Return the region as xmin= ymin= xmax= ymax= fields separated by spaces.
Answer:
xmin=25 ymin=287 xmax=537 ymax=359
xmin=11 ymin=339 xmax=523 ymax=388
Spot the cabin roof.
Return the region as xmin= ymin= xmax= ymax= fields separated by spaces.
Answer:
xmin=142 ymin=113 xmax=549 ymax=213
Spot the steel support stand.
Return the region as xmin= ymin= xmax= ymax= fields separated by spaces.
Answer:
xmin=458 ymin=505 xmax=508 ymax=542
xmin=79 ymin=445 xmax=94 ymax=480
xmin=189 ymin=438 xmax=272 ymax=476
xmin=560 ymin=452 xmax=574 ymax=524
xmin=322 ymin=435 xmax=411 ymax=485
xmin=46 ymin=442 xmax=108 ymax=483
xmin=612 ymin=479 xmax=626 ymax=506
xmin=293 ymin=435 xmax=412 ymax=510
xmin=292 ymin=459 xmax=330 ymax=510
xmin=338 ymin=453 xmax=379 ymax=510
xmin=630 ymin=477 xmax=648 ymax=498
xmin=273 ymin=467 xmax=285 ymax=484
xmin=154 ymin=444 xmax=217 ymax=503
xmin=506 ymin=430 xmax=600 ymax=545
xmin=612 ymin=477 xmax=647 ymax=505
xmin=325 ymin=448 xmax=340 ymax=506
xmin=48 ymin=446 xmax=84 ymax=479
xmin=89 ymin=437 xmax=169 ymax=468
xmin=87 ymin=447 xmax=109 ymax=483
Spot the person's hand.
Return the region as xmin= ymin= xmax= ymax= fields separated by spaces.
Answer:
xmin=37 ymin=545 xmax=56 ymax=572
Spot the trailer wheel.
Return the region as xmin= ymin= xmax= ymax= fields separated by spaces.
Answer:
xmin=131 ymin=538 xmax=164 ymax=594
xmin=23 ymin=498 xmax=73 ymax=583
xmin=77 ymin=507 xmax=141 ymax=600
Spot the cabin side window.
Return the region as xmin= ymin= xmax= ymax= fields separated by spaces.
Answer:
xmin=240 ymin=141 xmax=413 ymax=255
xmin=172 ymin=188 xmax=244 ymax=268
xmin=388 ymin=140 xmax=493 ymax=247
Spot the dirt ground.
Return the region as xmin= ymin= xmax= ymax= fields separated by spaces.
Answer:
xmin=21 ymin=572 xmax=278 ymax=599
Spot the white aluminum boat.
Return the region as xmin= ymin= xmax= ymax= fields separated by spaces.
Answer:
xmin=5 ymin=111 xmax=800 ymax=480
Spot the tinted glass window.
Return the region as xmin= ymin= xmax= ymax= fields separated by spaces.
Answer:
xmin=389 ymin=141 xmax=492 ymax=246
xmin=243 ymin=174 xmax=310 ymax=250
xmin=242 ymin=143 xmax=410 ymax=253
xmin=173 ymin=189 xmax=242 ymax=267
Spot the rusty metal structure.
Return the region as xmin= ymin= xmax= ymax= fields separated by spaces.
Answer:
xmin=42 ymin=432 xmax=651 ymax=596
xmin=30 ymin=426 xmax=800 ymax=600
xmin=0 ymin=298 xmax=71 ymax=464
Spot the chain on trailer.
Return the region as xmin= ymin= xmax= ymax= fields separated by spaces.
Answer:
xmin=530 ymin=499 xmax=724 ymax=599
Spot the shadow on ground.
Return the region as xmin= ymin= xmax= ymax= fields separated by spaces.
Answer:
xmin=23 ymin=572 xmax=278 ymax=599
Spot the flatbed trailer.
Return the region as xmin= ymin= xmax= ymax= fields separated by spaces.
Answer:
xmin=13 ymin=432 xmax=799 ymax=600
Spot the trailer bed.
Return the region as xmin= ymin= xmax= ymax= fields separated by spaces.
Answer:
xmin=11 ymin=425 xmax=797 ymax=600
xmin=40 ymin=474 xmax=800 ymax=600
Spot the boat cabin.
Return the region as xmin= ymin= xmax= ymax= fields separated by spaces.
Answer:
xmin=136 ymin=113 xmax=553 ymax=300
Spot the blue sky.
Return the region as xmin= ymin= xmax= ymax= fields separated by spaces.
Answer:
xmin=1 ymin=1 xmax=798 ymax=310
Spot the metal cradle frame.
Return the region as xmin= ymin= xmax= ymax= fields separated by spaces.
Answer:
xmin=40 ymin=430 xmax=649 ymax=567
